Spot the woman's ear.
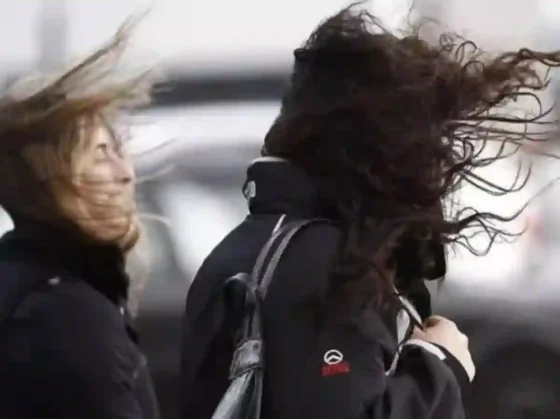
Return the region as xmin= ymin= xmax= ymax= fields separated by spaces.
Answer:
xmin=426 ymin=240 xmax=446 ymax=280
xmin=394 ymin=237 xmax=446 ymax=281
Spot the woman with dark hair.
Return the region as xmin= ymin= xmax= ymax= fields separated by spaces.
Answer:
xmin=180 ymin=5 xmax=560 ymax=419
xmin=0 ymin=21 xmax=159 ymax=419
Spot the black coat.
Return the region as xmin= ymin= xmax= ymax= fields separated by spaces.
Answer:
xmin=180 ymin=159 xmax=470 ymax=419
xmin=0 ymin=217 xmax=159 ymax=419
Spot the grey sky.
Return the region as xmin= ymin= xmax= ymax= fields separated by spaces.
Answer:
xmin=0 ymin=1 xmax=557 ymax=75
xmin=0 ymin=0 xmax=414 ymax=74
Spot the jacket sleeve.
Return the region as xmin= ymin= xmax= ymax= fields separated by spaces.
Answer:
xmin=9 ymin=281 xmax=153 ymax=419
xmin=296 ymin=321 xmax=470 ymax=419
xmin=265 ymin=224 xmax=470 ymax=419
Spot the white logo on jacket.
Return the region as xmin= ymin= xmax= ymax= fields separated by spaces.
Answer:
xmin=323 ymin=349 xmax=344 ymax=365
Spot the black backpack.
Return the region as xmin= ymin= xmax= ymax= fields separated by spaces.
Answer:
xmin=211 ymin=219 xmax=327 ymax=419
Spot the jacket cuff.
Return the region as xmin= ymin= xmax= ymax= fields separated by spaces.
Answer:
xmin=403 ymin=340 xmax=472 ymax=392
xmin=434 ymin=344 xmax=471 ymax=390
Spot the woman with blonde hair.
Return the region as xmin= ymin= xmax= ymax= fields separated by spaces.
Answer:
xmin=0 ymin=21 xmax=159 ymax=419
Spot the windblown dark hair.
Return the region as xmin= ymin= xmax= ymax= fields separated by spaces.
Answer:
xmin=263 ymin=4 xmax=560 ymax=312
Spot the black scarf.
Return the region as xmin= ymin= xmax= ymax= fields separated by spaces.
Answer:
xmin=0 ymin=214 xmax=130 ymax=306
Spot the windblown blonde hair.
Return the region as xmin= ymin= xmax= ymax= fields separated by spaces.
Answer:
xmin=0 ymin=17 xmax=152 ymax=251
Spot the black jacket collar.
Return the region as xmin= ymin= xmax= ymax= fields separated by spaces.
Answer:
xmin=243 ymin=157 xmax=320 ymax=218
xmin=0 ymin=215 xmax=129 ymax=306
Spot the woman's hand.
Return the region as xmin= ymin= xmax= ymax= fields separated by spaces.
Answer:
xmin=412 ymin=316 xmax=475 ymax=379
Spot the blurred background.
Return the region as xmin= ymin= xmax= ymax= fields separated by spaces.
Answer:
xmin=3 ymin=1 xmax=560 ymax=418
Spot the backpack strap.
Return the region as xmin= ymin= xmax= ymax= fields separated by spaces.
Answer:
xmin=226 ymin=218 xmax=330 ymax=377
xmin=252 ymin=219 xmax=324 ymax=295
xmin=260 ymin=220 xmax=320 ymax=298
xmin=213 ymin=218 xmax=331 ymax=419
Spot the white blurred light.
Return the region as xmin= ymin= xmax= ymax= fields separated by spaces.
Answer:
xmin=372 ymin=0 xmax=411 ymax=31
xmin=156 ymin=183 xmax=242 ymax=274
xmin=130 ymin=101 xmax=279 ymax=154
xmin=540 ymin=0 xmax=560 ymax=22
xmin=125 ymin=122 xmax=170 ymax=157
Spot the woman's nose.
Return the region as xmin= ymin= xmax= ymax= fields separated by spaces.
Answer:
xmin=114 ymin=155 xmax=135 ymax=184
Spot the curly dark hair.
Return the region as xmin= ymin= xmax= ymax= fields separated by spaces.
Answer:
xmin=262 ymin=4 xmax=560 ymax=311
